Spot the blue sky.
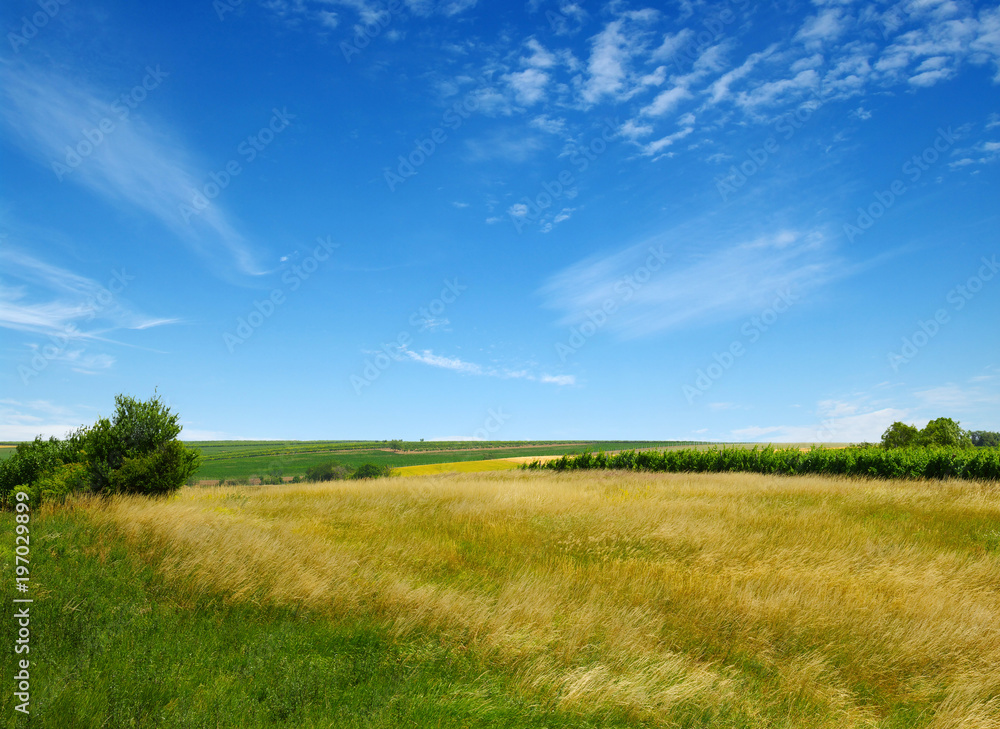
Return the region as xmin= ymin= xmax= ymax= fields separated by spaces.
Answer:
xmin=1 ymin=0 xmax=998 ymax=442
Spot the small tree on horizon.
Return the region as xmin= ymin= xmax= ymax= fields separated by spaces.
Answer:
xmin=881 ymin=422 xmax=919 ymax=449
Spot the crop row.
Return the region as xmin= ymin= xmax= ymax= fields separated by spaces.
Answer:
xmin=526 ymin=446 xmax=1000 ymax=481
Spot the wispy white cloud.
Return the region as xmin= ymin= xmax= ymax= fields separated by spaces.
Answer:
xmin=401 ymin=347 xmax=574 ymax=385
xmin=795 ymin=8 xmax=848 ymax=48
xmin=0 ymin=246 xmax=176 ymax=338
xmin=503 ymin=68 xmax=550 ymax=106
xmin=465 ymin=130 xmax=544 ymax=162
xmin=0 ymin=399 xmax=90 ymax=440
xmin=641 ymin=85 xmax=691 ymax=117
xmin=0 ymin=64 xmax=265 ymax=276
xmin=914 ymin=381 xmax=1000 ymax=411
xmin=541 ymin=228 xmax=835 ymax=338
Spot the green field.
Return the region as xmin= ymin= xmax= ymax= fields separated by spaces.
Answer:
xmin=183 ymin=440 xmax=712 ymax=481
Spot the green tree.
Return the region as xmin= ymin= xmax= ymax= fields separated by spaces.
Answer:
xmin=881 ymin=422 xmax=919 ymax=449
xmin=83 ymin=392 xmax=199 ymax=495
xmin=970 ymin=430 xmax=1000 ymax=447
xmin=918 ymin=417 xmax=972 ymax=448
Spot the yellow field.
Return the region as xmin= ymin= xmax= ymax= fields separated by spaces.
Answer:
xmin=94 ymin=470 xmax=1000 ymax=727
xmin=393 ymin=458 xmax=523 ymax=476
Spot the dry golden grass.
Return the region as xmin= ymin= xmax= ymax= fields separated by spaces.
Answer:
xmin=93 ymin=470 xmax=1000 ymax=727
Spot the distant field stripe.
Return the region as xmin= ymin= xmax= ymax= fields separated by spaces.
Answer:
xmin=394 ymin=459 xmax=523 ymax=476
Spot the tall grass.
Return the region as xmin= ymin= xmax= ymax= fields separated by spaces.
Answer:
xmin=87 ymin=470 xmax=1000 ymax=727
xmin=527 ymin=445 xmax=1000 ymax=481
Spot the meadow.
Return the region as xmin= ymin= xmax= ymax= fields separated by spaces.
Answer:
xmin=4 ymin=469 xmax=998 ymax=727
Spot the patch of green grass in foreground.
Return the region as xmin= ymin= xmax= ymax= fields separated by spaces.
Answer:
xmin=1 ymin=506 xmax=744 ymax=729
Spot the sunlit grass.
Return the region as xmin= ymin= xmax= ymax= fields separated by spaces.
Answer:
xmin=88 ymin=469 xmax=1000 ymax=727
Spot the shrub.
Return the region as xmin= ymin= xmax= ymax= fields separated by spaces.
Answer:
xmin=351 ymin=463 xmax=394 ymax=480
xmin=2 ymin=392 xmax=199 ymax=505
xmin=107 ymin=440 xmax=200 ymax=496
xmin=305 ymin=461 xmax=351 ymax=482
xmin=83 ymin=393 xmax=198 ymax=494
xmin=526 ymin=445 xmax=1000 ymax=481
xmin=0 ymin=436 xmax=84 ymax=505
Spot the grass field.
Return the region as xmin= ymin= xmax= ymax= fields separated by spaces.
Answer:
xmin=183 ymin=440 xmax=714 ymax=481
xmin=5 ymin=469 xmax=998 ymax=727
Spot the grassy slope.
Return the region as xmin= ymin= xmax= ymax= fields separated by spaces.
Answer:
xmin=16 ymin=470 xmax=997 ymax=727
xmin=0 ymin=505 xmax=655 ymax=728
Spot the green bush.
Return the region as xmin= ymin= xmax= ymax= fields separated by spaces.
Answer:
xmin=304 ymin=460 xmax=351 ymax=482
xmin=351 ymin=462 xmax=394 ymax=480
xmin=2 ymin=392 xmax=199 ymax=506
xmin=107 ymin=440 xmax=200 ymax=496
xmin=0 ymin=436 xmax=84 ymax=506
xmin=84 ymin=393 xmax=198 ymax=494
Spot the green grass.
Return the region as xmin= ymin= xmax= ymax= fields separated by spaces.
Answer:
xmin=0 ymin=506 xmax=676 ymax=728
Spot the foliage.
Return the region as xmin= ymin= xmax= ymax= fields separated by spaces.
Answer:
xmin=84 ymin=392 xmax=198 ymax=494
xmin=10 ymin=462 xmax=90 ymax=505
xmin=881 ymin=416 xmax=974 ymax=449
xmin=1 ymin=393 xmax=198 ymax=505
xmin=881 ymin=421 xmax=919 ymax=449
xmin=350 ymin=462 xmax=394 ymax=480
xmin=919 ymin=417 xmax=972 ymax=448
xmin=0 ymin=436 xmax=84 ymax=505
xmin=527 ymin=445 xmax=1000 ymax=481
xmin=304 ymin=460 xmax=351 ymax=482
xmin=106 ymin=440 xmax=200 ymax=496
xmin=971 ymin=430 xmax=1000 ymax=447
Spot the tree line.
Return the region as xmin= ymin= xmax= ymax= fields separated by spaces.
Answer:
xmin=880 ymin=417 xmax=999 ymax=449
